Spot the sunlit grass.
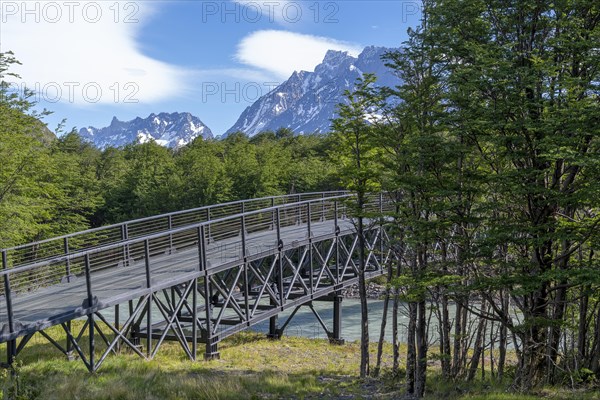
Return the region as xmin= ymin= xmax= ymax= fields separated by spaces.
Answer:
xmin=0 ymin=322 xmax=598 ymax=399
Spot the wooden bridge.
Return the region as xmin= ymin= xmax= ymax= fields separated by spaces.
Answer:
xmin=0 ymin=192 xmax=392 ymax=371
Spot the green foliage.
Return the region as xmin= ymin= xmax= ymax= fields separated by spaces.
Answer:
xmin=330 ymin=74 xmax=383 ymax=203
xmin=0 ymin=52 xmax=58 ymax=247
xmin=0 ymin=53 xmax=101 ymax=246
xmin=326 ymin=0 xmax=599 ymax=391
xmin=176 ymin=138 xmax=232 ymax=206
xmin=91 ymin=131 xmax=337 ymax=226
xmin=392 ymin=273 xmax=462 ymax=302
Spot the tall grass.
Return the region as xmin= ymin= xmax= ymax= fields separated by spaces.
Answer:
xmin=1 ymin=324 xmax=598 ymax=399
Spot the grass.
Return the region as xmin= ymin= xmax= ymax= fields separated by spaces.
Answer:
xmin=1 ymin=323 xmax=599 ymax=399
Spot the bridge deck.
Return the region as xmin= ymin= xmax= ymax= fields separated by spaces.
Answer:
xmin=0 ymin=193 xmax=391 ymax=370
xmin=1 ymin=218 xmax=356 ymax=340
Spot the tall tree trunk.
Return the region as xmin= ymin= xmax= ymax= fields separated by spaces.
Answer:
xmin=357 ymin=210 xmax=370 ymax=378
xmin=392 ymin=285 xmax=400 ymax=373
xmin=467 ymin=300 xmax=488 ymax=381
xmin=452 ymin=237 xmax=468 ymax=379
xmin=452 ymin=301 xmax=464 ymax=378
xmin=374 ymin=261 xmax=394 ymax=377
xmin=547 ymin=235 xmax=572 ymax=383
xmin=436 ymin=290 xmax=452 ymax=380
xmin=497 ymin=293 xmax=509 ymax=381
xmin=392 ymin=210 xmax=404 ymax=375
xmin=590 ymin=304 xmax=600 ymax=375
xmin=460 ymin=296 xmax=470 ymax=373
xmin=392 ymin=252 xmax=403 ymax=374
xmin=415 ymin=300 xmax=428 ymax=398
xmin=579 ymin=248 xmax=594 ymax=370
xmin=440 ymin=242 xmax=452 ymax=379
xmin=489 ymin=320 xmax=495 ymax=380
xmin=547 ymin=283 xmax=567 ymax=384
xmin=406 ymin=301 xmax=417 ymax=395
xmin=577 ymin=286 xmax=590 ymax=369
xmin=514 ymin=281 xmax=550 ymax=391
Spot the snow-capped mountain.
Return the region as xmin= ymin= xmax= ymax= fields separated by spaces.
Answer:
xmin=79 ymin=112 xmax=213 ymax=149
xmin=225 ymin=46 xmax=400 ymax=136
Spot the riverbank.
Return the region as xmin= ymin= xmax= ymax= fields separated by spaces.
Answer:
xmin=2 ymin=325 xmax=598 ymax=399
xmin=341 ymin=282 xmax=387 ymax=299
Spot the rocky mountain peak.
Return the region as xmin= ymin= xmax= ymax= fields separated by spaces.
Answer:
xmin=225 ymin=45 xmax=401 ymax=137
xmin=79 ymin=112 xmax=213 ymax=149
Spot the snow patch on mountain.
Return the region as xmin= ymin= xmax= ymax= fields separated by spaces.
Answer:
xmin=225 ymin=46 xmax=400 ymax=136
xmin=79 ymin=112 xmax=213 ymax=149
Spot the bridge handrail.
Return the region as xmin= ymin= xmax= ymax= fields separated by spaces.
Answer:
xmin=0 ymin=192 xmax=392 ymax=347
xmin=0 ymin=192 xmax=392 ymax=344
xmin=0 ymin=191 xmax=349 ymax=269
xmin=0 ymin=194 xmax=358 ymax=278
xmin=0 ymin=192 xmax=394 ymax=279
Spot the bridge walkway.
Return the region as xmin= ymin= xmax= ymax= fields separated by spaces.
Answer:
xmin=0 ymin=192 xmax=392 ymax=371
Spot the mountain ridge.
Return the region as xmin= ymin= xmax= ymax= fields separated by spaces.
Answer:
xmin=79 ymin=112 xmax=213 ymax=149
xmin=225 ymin=46 xmax=400 ymax=137
xmin=79 ymin=46 xmax=400 ymax=147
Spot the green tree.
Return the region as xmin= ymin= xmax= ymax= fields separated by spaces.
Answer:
xmin=101 ymin=141 xmax=180 ymax=222
xmin=421 ymin=0 xmax=600 ymax=389
xmin=0 ymin=52 xmax=57 ymax=246
xmin=284 ymin=133 xmax=338 ymax=193
xmin=330 ymin=74 xmax=382 ymax=378
xmin=223 ymin=132 xmax=262 ymax=200
xmin=377 ymin=29 xmax=452 ymax=395
xmin=45 ymin=131 xmax=103 ymax=235
xmin=176 ymin=138 xmax=232 ymax=207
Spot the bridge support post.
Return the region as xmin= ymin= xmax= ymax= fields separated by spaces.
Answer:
xmin=267 ymin=296 xmax=281 ymax=340
xmin=5 ymin=340 xmax=16 ymax=367
xmin=65 ymin=320 xmax=75 ymax=360
xmin=267 ymin=317 xmax=279 ymax=339
xmin=330 ymin=293 xmax=345 ymax=345
xmin=114 ymin=304 xmax=121 ymax=353
xmin=204 ymin=339 xmax=220 ymax=360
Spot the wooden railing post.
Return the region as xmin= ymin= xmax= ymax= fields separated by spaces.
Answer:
xmin=296 ymin=195 xmax=301 ymax=225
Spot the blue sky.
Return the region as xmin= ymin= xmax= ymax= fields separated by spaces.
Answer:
xmin=2 ymin=1 xmax=421 ymax=136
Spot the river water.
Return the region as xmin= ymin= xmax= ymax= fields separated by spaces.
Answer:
xmin=251 ymin=298 xmax=433 ymax=343
xmin=98 ymin=297 xmax=456 ymax=344
xmin=252 ymin=299 xmax=518 ymax=349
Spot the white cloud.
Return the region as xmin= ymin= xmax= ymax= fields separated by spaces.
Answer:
xmin=236 ymin=30 xmax=362 ymax=79
xmin=1 ymin=1 xmax=186 ymax=106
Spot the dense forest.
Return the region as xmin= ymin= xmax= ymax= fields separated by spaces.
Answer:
xmin=334 ymin=0 xmax=600 ymax=396
xmin=1 ymin=0 xmax=600 ymax=398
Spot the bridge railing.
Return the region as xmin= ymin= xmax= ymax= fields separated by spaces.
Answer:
xmin=0 ymin=191 xmax=348 ymax=272
xmin=0 ymin=192 xmax=393 ymax=341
